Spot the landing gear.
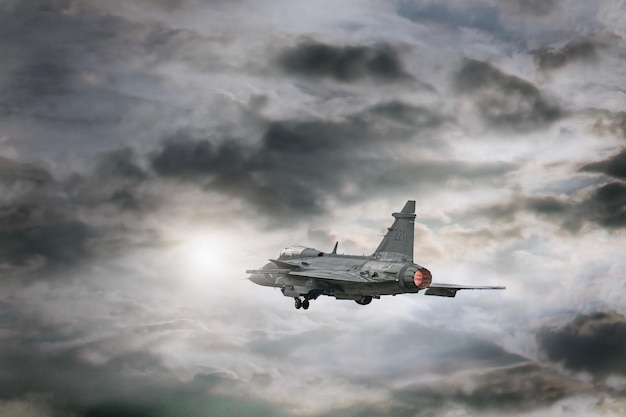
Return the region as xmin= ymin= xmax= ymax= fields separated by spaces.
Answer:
xmin=294 ymin=297 xmax=310 ymax=310
xmin=355 ymin=296 xmax=372 ymax=305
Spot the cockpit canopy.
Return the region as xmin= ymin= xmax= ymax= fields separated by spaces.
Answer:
xmin=278 ymin=245 xmax=323 ymax=260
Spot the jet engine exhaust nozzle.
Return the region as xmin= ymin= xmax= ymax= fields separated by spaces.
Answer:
xmin=413 ymin=268 xmax=432 ymax=289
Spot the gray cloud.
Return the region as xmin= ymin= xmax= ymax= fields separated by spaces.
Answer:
xmin=277 ymin=40 xmax=414 ymax=83
xmin=588 ymin=110 xmax=626 ymax=139
xmin=95 ymin=148 xmax=148 ymax=181
xmin=461 ymin=140 xmax=626 ymax=232
xmin=258 ymin=102 xmax=438 ymax=152
xmin=362 ymin=101 xmax=449 ymax=128
xmin=538 ymin=311 xmax=626 ymax=378
xmin=0 ymin=2 xmax=226 ymax=160
xmin=581 ymin=149 xmax=626 ymax=180
xmin=455 ymin=59 xmax=562 ymax=130
xmin=1 ymin=1 xmax=625 ymax=417
xmin=586 ymin=181 xmax=626 ymax=228
xmin=146 ymin=101 xmax=459 ymax=220
xmin=0 ymin=151 xmax=160 ymax=275
xmin=393 ymin=363 xmax=586 ymax=414
xmin=0 ymin=156 xmax=104 ymax=272
xmin=0 ymin=90 xmax=468 ymax=274
xmin=464 ymin=176 xmax=626 ymax=233
xmin=0 ymin=155 xmax=51 ymax=184
xmin=320 ymin=362 xmax=590 ymax=417
xmin=0 ymin=211 xmax=94 ymax=271
xmin=0 ymin=330 xmax=286 ymax=417
xmin=0 ymin=90 xmax=460 ymax=271
xmin=505 ymin=0 xmax=558 ymax=16
xmin=522 ymin=195 xmax=585 ymax=232
xmin=151 ymin=136 xmax=247 ymax=180
xmin=469 ymin=185 xmax=626 ymax=232
xmin=395 ymin=1 xmax=507 ymax=40
xmin=148 ymin=134 xmax=324 ymax=219
xmin=534 ymin=39 xmax=597 ymax=72
xmin=145 ymin=117 xmax=513 ymax=222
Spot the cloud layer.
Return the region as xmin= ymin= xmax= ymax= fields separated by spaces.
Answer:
xmin=1 ymin=0 xmax=625 ymax=416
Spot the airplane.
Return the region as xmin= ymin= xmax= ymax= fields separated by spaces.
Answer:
xmin=246 ymin=201 xmax=505 ymax=310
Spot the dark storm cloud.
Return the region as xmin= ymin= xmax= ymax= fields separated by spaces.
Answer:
xmin=0 ymin=325 xmax=287 ymax=417
xmin=148 ymin=134 xmax=339 ymax=218
xmin=146 ymin=102 xmax=516 ymax=222
xmin=455 ymin=59 xmax=562 ymax=130
xmin=151 ymin=136 xmax=248 ymax=179
xmin=396 ymin=363 xmax=583 ymax=412
xmin=585 ymin=181 xmax=626 ymax=228
xmin=0 ymin=208 xmax=94 ymax=270
xmin=2 ymin=0 xmax=464 ymax=227
xmin=0 ymin=95 xmax=443 ymax=271
xmin=95 ymin=148 xmax=147 ymax=180
xmin=0 ymin=154 xmax=99 ymax=271
xmin=467 ymin=181 xmax=626 ymax=232
xmin=376 ymin=159 xmax=514 ymax=189
xmin=0 ymin=155 xmax=51 ymax=184
xmin=2 ymin=2 xmax=624 ymax=417
xmin=0 ymin=151 xmax=160 ymax=274
xmin=506 ymin=0 xmax=557 ymax=16
xmin=320 ymin=362 xmax=589 ymax=417
xmin=1 ymin=4 xmax=129 ymax=107
xmin=259 ymin=102 xmax=437 ymax=153
xmin=576 ymin=151 xmax=626 ymax=228
xmin=363 ymin=101 xmax=449 ymax=128
xmin=581 ymin=149 xmax=626 ymax=180
xmin=0 ymin=0 xmax=220 ymax=85
xmin=83 ymin=148 xmax=156 ymax=213
xmin=534 ymin=39 xmax=597 ymax=72
xmin=0 ymin=3 xmax=513 ymax=226
xmin=148 ymin=134 xmax=318 ymax=219
xmin=0 ymin=2 xmax=222 ymax=158
xmin=147 ymin=101 xmax=449 ymax=218
xmin=538 ymin=311 xmax=626 ymax=378
xmin=148 ymin=135 xmax=318 ymax=219
xmin=393 ymin=363 xmax=586 ymax=414
xmin=277 ymin=40 xmax=414 ymax=83
xmin=0 ymin=347 xmax=167 ymax=402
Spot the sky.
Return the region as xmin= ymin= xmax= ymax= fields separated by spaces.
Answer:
xmin=1 ymin=0 xmax=626 ymax=416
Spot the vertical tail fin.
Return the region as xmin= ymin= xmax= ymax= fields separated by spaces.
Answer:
xmin=373 ymin=200 xmax=415 ymax=262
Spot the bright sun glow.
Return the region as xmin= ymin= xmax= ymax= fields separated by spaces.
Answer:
xmin=180 ymin=233 xmax=229 ymax=278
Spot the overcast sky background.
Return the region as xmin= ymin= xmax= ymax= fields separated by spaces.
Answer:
xmin=1 ymin=0 xmax=626 ymax=416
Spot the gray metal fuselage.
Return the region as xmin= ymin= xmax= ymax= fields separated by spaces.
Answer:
xmin=248 ymin=247 xmax=427 ymax=303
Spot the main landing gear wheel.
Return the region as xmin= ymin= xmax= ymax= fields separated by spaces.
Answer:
xmin=294 ymin=298 xmax=302 ymax=309
xmin=355 ymin=296 xmax=372 ymax=305
xmin=302 ymin=299 xmax=310 ymax=310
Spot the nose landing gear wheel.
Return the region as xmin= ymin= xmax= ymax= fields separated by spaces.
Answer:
xmin=294 ymin=298 xmax=302 ymax=309
xmin=302 ymin=299 xmax=310 ymax=310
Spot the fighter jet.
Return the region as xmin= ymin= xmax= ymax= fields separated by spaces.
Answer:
xmin=246 ymin=201 xmax=505 ymax=310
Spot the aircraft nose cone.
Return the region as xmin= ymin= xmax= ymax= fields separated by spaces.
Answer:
xmin=248 ymin=273 xmax=267 ymax=285
xmin=413 ymin=268 xmax=432 ymax=289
